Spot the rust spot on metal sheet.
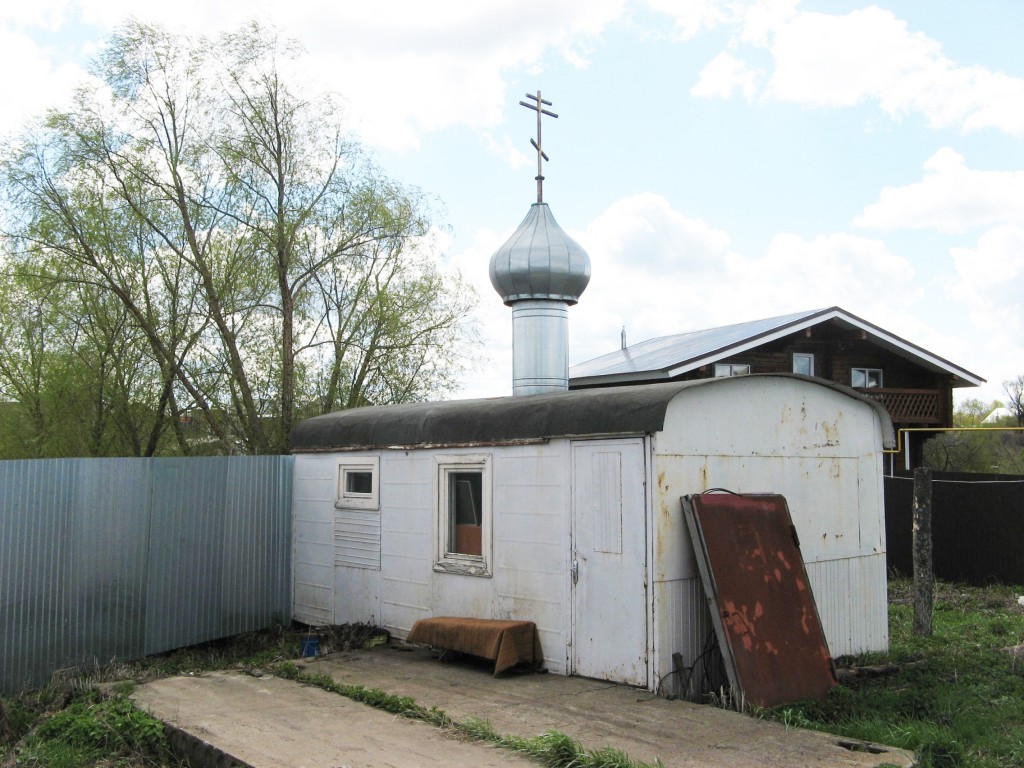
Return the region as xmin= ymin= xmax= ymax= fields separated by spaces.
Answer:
xmin=780 ymin=404 xmax=792 ymax=423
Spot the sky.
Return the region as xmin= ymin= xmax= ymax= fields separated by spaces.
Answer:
xmin=2 ymin=0 xmax=1023 ymax=405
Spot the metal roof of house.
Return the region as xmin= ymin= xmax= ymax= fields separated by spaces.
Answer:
xmin=569 ymin=307 xmax=985 ymax=388
xmin=291 ymin=374 xmax=894 ymax=451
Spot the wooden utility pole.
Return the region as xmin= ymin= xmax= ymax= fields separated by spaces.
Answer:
xmin=912 ymin=466 xmax=934 ymax=636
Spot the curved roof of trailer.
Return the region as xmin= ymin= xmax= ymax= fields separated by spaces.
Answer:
xmin=291 ymin=374 xmax=895 ymax=452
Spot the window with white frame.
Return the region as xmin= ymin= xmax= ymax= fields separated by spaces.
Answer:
xmin=792 ymin=353 xmax=814 ymax=376
xmin=851 ymin=367 xmax=883 ymax=388
xmin=434 ymin=454 xmax=492 ymax=577
xmin=335 ymin=456 xmax=380 ymax=510
xmin=714 ymin=363 xmax=751 ymax=377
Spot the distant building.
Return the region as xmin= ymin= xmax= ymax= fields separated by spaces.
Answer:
xmin=569 ymin=307 xmax=984 ymax=468
xmin=982 ymin=406 xmax=1013 ymax=424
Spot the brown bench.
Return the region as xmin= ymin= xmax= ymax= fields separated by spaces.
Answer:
xmin=406 ymin=617 xmax=543 ymax=675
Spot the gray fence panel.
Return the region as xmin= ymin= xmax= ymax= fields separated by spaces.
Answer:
xmin=1 ymin=460 xmax=73 ymax=694
xmin=1 ymin=456 xmax=293 ymax=696
xmin=68 ymin=459 xmax=151 ymax=667
xmin=145 ymin=458 xmax=230 ymax=654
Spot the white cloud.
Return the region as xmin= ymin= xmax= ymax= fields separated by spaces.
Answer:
xmin=694 ymin=4 xmax=1024 ymax=136
xmin=948 ymin=226 xmax=1024 ymax=330
xmin=3 ymin=0 xmax=629 ymax=152
xmin=856 ymin=148 xmax=1024 ymax=234
xmin=739 ymin=0 xmax=798 ymax=47
xmin=638 ymin=0 xmax=739 ymax=41
xmin=691 ymin=52 xmax=763 ymax=101
xmin=581 ymin=192 xmax=732 ymax=270
xmin=0 ymin=27 xmax=86 ymax=138
xmin=562 ymin=193 xmax=920 ymax=368
xmin=946 ymin=226 xmax=1024 ymax=391
xmin=449 ymin=226 xmax=515 ymax=399
xmin=481 ymin=133 xmax=533 ymax=170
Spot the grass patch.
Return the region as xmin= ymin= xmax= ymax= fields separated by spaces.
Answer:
xmin=1 ymin=684 xmax=181 ymax=768
xmin=0 ymin=620 xmax=384 ymax=767
xmin=275 ymin=662 xmax=664 ymax=767
xmin=762 ymin=578 xmax=1024 ymax=768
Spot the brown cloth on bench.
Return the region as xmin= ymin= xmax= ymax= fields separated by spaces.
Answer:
xmin=406 ymin=617 xmax=543 ymax=675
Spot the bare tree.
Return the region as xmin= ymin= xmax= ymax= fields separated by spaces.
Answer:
xmin=1004 ymin=375 xmax=1024 ymax=427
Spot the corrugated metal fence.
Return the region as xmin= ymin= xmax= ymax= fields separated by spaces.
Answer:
xmin=885 ymin=470 xmax=1024 ymax=585
xmin=0 ymin=456 xmax=293 ymax=696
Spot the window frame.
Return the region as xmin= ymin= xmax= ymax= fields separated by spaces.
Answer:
xmin=335 ymin=456 xmax=380 ymax=510
xmin=851 ymin=367 xmax=884 ymax=388
xmin=714 ymin=363 xmax=751 ymax=377
xmin=433 ymin=453 xmax=492 ymax=577
xmin=792 ymin=352 xmax=815 ymax=376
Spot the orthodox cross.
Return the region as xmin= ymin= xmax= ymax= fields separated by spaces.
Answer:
xmin=519 ymin=91 xmax=558 ymax=203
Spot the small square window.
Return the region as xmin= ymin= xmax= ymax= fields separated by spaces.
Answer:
xmin=345 ymin=470 xmax=373 ymax=495
xmin=714 ymin=363 xmax=751 ymax=377
xmin=852 ymin=368 xmax=883 ymax=388
xmin=435 ymin=455 xmax=491 ymax=577
xmin=335 ymin=457 xmax=379 ymax=510
xmin=793 ymin=353 xmax=814 ymax=376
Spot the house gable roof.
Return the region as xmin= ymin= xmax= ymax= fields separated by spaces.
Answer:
xmin=291 ymin=374 xmax=894 ymax=452
xmin=569 ymin=307 xmax=985 ymax=388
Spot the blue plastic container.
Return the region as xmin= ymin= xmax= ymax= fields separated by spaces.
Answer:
xmin=300 ymin=636 xmax=320 ymax=658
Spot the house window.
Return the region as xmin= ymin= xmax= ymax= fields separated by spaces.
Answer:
xmin=435 ymin=454 xmax=492 ymax=577
xmin=852 ymin=368 xmax=883 ymax=388
xmin=335 ymin=457 xmax=380 ymax=510
xmin=792 ymin=353 xmax=814 ymax=376
xmin=714 ymin=363 xmax=751 ymax=377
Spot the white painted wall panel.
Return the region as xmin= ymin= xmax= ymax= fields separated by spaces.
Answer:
xmin=292 ymin=454 xmax=337 ymax=625
xmin=806 ymin=554 xmax=888 ymax=656
xmin=334 ymin=567 xmax=381 ymax=625
xmin=653 ymin=578 xmax=719 ymax=698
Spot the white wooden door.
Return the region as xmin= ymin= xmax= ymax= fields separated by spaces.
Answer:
xmin=570 ymin=438 xmax=648 ymax=686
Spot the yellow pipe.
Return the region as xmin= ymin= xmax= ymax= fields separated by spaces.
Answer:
xmin=883 ymin=425 xmax=1024 ymax=471
xmin=883 ymin=426 xmax=1024 ymax=455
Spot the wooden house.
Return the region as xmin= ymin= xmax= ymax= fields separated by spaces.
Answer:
xmin=569 ymin=307 xmax=984 ymax=468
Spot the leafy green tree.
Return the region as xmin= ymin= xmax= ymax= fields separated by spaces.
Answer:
xmin=0 ymin=266 xmax=180 ymax=457
xmin=0 ymin=21 xmax=476 ymax=456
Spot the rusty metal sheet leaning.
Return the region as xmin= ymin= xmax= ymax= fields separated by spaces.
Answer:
xmin=681 ymin=491 xmax=837 ymax=708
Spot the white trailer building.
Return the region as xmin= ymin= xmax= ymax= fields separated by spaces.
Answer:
xmin=290 ymin=373 xmax=893 ymax=695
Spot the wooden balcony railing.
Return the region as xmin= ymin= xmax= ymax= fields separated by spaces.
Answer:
xmin=856 ymin=388 xmax=943 ymax=424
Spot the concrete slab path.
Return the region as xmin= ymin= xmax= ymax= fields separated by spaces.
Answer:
xmin=133 ymin=644 xmax=915 ymax=768
xmin=132 ymin=670 xmax=533 ymax=768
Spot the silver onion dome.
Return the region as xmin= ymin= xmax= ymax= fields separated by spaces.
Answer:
xmin=489 ymin=203 xmax=591 ymax=306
